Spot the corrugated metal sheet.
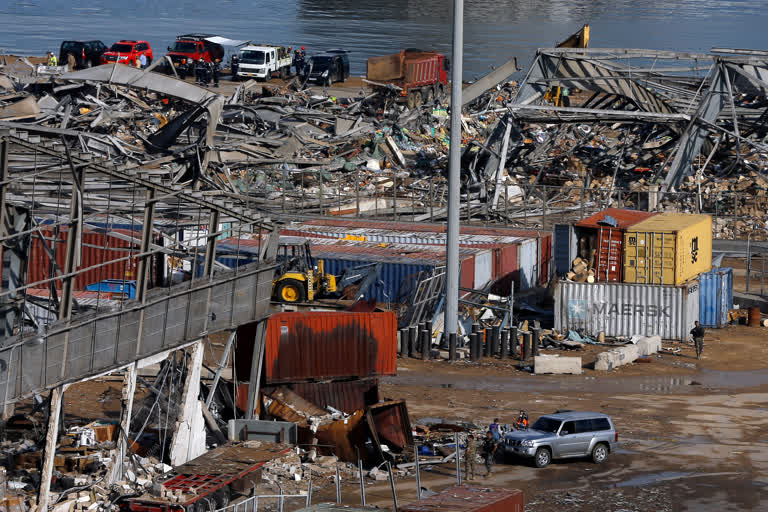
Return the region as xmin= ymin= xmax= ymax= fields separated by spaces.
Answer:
xmin=264 ymin=312 xmax=397 ymax=383
xmin=401 ymin=485 xmax=524 ymax=512
xmin=554 ymin=280 xmax=700 ymax=340
xmin=574 ymin=208 xmax=656 ymax=229
xmin=623 ymin=213 xmax=713 ymax=285
xmin=292 ymin=219 xmax=553 ymax=287
xmin=27 ymin=228 xmax=149 ymax=291
xmin=699 ymin=267 xmax=733 ymax=328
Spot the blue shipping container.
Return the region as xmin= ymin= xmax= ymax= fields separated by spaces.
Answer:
xmin=315 ymin=254 xmax=435 ymax=303
xmin=699 ymin=267 xmax=733 ymax=328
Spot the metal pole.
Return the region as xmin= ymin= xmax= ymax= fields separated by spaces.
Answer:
xmin=358 ymin=458 xmax=366 ymax=506
xmin=414 ymin=445 xmax=422 ymax=500
xmin=448 ymin=332 xmax=457 ymax=361
xmin=444 ymin=0 xmax=464 ymax=343
xmin=386 ymin=461 xmax=398 ymax=511
xmin=408 ymin=325 xmax=417 ymax=358
xmin=335 ymin=465 xmax=342 ymax=503
xmin=455 ymin=432 xmax=462 ymax=485
xmin=500 ymin=329 xmax=509 ymax=359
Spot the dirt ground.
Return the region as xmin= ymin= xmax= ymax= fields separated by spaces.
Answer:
xmin=360 ymin=324 xmax=768 ymax=511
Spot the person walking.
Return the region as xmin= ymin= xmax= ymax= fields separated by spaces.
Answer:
xmin=212 ymin=58 xmax=220 ymax=87
xmin=464 ymin=434 xmax=477 ymax=480
xmin=482 ymin=431 xmax=498 ymax=476
xmin=690 ymin=320 xmax=705 ymax=359
xmin=489 ymin=418 xmax=501 ymax=440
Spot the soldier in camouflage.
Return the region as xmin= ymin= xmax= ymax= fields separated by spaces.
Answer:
xmin=464 ymin=434 xmax=477 ymax=480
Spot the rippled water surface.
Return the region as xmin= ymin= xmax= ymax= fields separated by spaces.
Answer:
xmin=1 ymin=1 xmax=766 ymax=77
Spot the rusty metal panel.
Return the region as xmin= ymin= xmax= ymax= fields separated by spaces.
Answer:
xmin=256 ymin=379 xmax=380 ymax=415
xmin=367 ymin=399 xmax=412 ymax=452
xmin=367 ymin=53 xmax=403 ymax=82
xmin=400 ymin=485 xmax=524 ymax=512
xmin=574 ymin=208 xmax=657 ymax=229
xmin=265 ymin=311 xmax=397 ymax=383
xmin=27 ymin=228 xmax=144 ymax=290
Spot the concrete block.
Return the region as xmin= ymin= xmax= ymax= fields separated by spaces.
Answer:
xmin=636 ymin=335 xmax=662 ymax=356
xmin=534 ymin=355 xmax=582 ymax=375
xmin=595 ymin=344 xmax=639 ymax=371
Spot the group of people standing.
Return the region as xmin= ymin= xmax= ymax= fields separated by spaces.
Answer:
xmin=463 ymin=418 xmax=503 ymax=480
xmin=176 ymin=59 xmax=221 ymax=87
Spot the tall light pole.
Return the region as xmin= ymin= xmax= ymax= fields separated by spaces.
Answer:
xmin=445 ymin=0 xmax=463 ymax=359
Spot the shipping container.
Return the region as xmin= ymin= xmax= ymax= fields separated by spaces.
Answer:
xmin=699 ymin=267 xmax=733 ymax=328
xmin=623 ymin=213 xmax=712 ymax=285
xmin=573 ymin=208 xmax=657 ymax=282
xmin=554 ymin=279 xmax=700 ymax=340
xmin=264 ymin=311 xmax=397 ymax=384
xmin=517 ymin=238 xmax=538 ymax=289
xmin=292 ymin=219 xmax=552 ymax=287
xmin=400 ymin=485 xmax=524 ymax=512
xmin=26 ymin=227 xmax=160 ymax=291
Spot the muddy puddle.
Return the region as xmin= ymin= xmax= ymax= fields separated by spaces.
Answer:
xmin=385 ymin=369 xmax=768 ymax=394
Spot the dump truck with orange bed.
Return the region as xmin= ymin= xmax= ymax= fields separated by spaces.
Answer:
xmin=125 ymin=443 xmax=291 ymax=512
xmin=366 ymin=49 xmax=449 ymax=109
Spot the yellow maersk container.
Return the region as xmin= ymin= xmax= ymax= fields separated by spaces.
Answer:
xmin=623 ymin=213 xmax=712 ymax=285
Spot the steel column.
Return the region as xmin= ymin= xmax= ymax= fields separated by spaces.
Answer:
xmin=444 ymin=0 xmax=463 ymax=340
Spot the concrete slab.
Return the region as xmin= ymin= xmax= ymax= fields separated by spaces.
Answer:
xmin=535 ymin=354 xmax=582 ymax=375
xmin=636 ymin=335 xmax=662 ymax=356
xmin=595 ymin=344 xmax=639 ymax=371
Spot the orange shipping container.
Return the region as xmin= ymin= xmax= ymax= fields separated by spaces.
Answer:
xmin=264 ymin=311 xmax=397 ymax=384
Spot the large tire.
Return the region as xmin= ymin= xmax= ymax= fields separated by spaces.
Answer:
xmin=325 ymin=75 xmax=332 ymax=87
xmin=591 ymin=443 xmax=609 ymax=464
xmin=534 ymin=447 xmax=551 ymax=468
xmin=279 ymin=66 xmax=286 ymax=80
xmin=275 ymin=279 xmax=306 ymax=303
xmin=426 ymin=87 xmax=435 ymax=104
xmin=438 ymin=84 xmax=446 ymax=100
xmin=414 ymin=90 xmax=423 ymax=107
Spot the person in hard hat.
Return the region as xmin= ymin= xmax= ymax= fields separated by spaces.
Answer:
xmin=212 ymin=58 xmax=221 ymax=87
xmin=48 ymin=52 xmax=58 ymax=66
xmin=195 ymin=58 xmax=205 ymax=84
xmin=294 ymin=48 xmax=305 ymax=76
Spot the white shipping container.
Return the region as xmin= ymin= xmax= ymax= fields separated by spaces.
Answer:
xmin=554 ymin=280 xmax=700 ymax=340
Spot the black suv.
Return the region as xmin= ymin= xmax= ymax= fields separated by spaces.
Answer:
xmin=59 ymin=40 xmax=108 ymax=69
xmin=305 ymin=53 xmax=349 ymax=86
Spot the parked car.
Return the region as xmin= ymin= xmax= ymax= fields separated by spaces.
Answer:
xmin=325 ymin=49 xmax=350 ymax=78
xmin=100 ymin=40 xmax=154 ymax=66
xmin=59 ymin=40 xmax=108 ymax=69
xmin=504 ymin=411 xmax=618 ymax=468
xmin=304 ymin=53 xmax=348 ymax=86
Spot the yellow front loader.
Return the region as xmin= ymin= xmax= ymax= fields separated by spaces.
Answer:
xmin=272 ymin=239 xmax=337 ymax=303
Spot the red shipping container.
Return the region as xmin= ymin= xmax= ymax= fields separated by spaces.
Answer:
xmin=26 ymin=228 xmax=143 ymax=291
xmin=400 ymin=485 xmax=524 ymax=512
xmin=264 ymin=311 xmax=397 ymax=383
xmin=574 ymin=208 xmax=656 ymax=282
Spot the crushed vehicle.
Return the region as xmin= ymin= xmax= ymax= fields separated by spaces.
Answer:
xmin=304 ymin=53 xmax=349 ymax=86
xmin=59 ymin=40 xmax=108 ymax=69
xmin=504 ymin=411 xmax=617 ymax=468
xmin=236 ymin=44 xmax=293 ymax=81
xmin=366 ymin=49 xmax=449 ymax=108
xmin=100 ymin=39 xmax=153 ymax=66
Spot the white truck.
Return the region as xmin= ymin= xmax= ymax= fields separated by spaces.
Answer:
xmin=236 ymin=45 xmax=293 ymax=81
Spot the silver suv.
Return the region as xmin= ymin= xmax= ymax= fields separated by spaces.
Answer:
xmin=504 ymin=411 xmax=617 ymax=468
